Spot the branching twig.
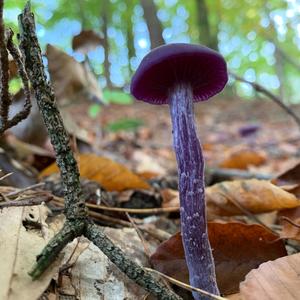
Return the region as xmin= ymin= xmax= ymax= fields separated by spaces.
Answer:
xmin=0 ymin=0 xmax=31 ymax=133
xmin=17 ymin=3 xmax=181 ymax=299
xmin=18 ymin=3 xmax=85 ymax=220
xmin=0 ymin=0 xmax=11 ymax=131
xmin=230 ymin=72 xmax=300 ymax=129
xmin=6 ymin=28 xmax=31 ymax=127
xmin=0 ymin=193 xmax=52 ymax=208
xmin=85 ymin=222 xmax=181 ymax=300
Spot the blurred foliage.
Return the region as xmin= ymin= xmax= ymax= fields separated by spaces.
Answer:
xmin=103 ymin=89 xmax=133 ymax=105
xmin=3 ymin=0 xmax=300 ymax=102
xmin=105 ymin=118 xmax=144 ymax=132
xmin=88 ymin=104 xmax=102 ymax=119
xmin=8 ymin=78 xmax=22 ymax=94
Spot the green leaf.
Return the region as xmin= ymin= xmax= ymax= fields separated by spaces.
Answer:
xmin=88 ymin=104 xmax=102 ymax=119
xmin=105 ymin=118 xmax=143 ymax=132
xmin=9 ymin=78 xmax=22 ymax=94
xmin=103 ymin=89 xmax=133 ymax=105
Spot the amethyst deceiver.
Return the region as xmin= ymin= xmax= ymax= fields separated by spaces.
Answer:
xmin=131 ymin=43 xmax=227 ymax=299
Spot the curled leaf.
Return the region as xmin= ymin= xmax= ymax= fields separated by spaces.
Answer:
xmin=40 ymin=153 xmax=150 ymax=192
xmin=240 ymin=253 xmax=300 ymax=300
xmin=151 ymin=222 xmax=287 ymax=295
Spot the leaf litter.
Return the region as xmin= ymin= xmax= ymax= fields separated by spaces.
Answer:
xmin=2 ymin=45 xmax=300 ymax=299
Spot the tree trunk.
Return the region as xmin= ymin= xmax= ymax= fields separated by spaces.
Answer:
xmin=140 ymin=0 xmax=164 ymax=49
xmin=78 ymin=0 xmax=88 ymax=28
xmin=101 ymin=0 xmax=112 ymax=88
xmin=125 ymin=0 xmax=135 ymax=75
xmin=195 ymin=0 xmax=218 ymax=50
xmin=274 ymin=46 xmax=285 ymax=101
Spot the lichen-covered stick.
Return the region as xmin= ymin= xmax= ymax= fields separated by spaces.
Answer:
xmin=131 ymin=43 xmax=228 ymax=299
xmin=17 ymin=4 xmax=182 ymax=299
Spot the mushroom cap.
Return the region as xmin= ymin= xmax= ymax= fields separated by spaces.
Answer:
xmin=130 ymin=43 xmax=228 ymax=105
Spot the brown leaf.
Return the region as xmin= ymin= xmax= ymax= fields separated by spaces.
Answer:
xmin=132 ymin=150 xmax=166 ymax=176
xmin=150 ymin=222 xmax=287 ymax=295
xmin=275 ymin=161 xmax=300 ymax=186
xmin=219 ymin=149 xmax=266 ymax=170
xmin=206 ymin=179 xmax=300 ymax=217
xmin=46 ymin=44 xmax=103 ymax=103
xmin=0 ymin=206 xmax=64 ymax=300
xmin=240 ymin=253 xmax=300 ymax=300
xmin=72 ymin=30 xmax=103 ymax=54
xmin=276 ymin=160 xmax=300 ymax=202
xmin=59 ymin=228 xmax=148 ymax=299
xmin=9 ymin=56 xmax=18 ymax=79
xmin=161 ymin=180 xmax=300 ymax=217
xmin=40 ymin=153 xmax=150 ymax=191
xmin=278 ymin=207 xmax=300 ymax=241
xmin=161 ymin=188 xmax=180 ymax=208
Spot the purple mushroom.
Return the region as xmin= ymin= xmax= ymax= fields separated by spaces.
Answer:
xmin=131 ymin=43 xmax=228 ymax=299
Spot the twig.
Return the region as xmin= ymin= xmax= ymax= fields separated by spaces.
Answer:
xmin=18 ymin=4 xmax=85 ymax=220
xmin=18 ymin=4 xmax=181 ymax=299
xmin=0 ymin=194 xmax=52 ymax=207
xmin=0 ymin=0 xmax=11 ymax=131
xmin=29 ymin=219 xmax=86 ymax=279
xmin=53 ymin=199 xmax=172 ymax=242
xmin=88 ymin=203 xmax=180 ymax=214
xmin=53 ymin=196 xmax=179 ymax=214
xmin=144 ymin=268 xmax=227 ymax=300
xmin=126 ymin=212 xmax=151 ymax=257
xmin=0 ymin=172 xmax=13 ymax=181
xmin=0 ymin=1 xmax=31 ymax=133
xmin=230 ymin=72 xmax=300 ymax=129
xmin=85 ymin=222 xmax=181 ymax=300
xmin=6 ymin=182 xmax=45 ymax=197
xmin=6 ymin=28 xmax=31 ymax=128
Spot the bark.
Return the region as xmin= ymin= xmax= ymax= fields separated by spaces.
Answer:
xmin=274 ymin=46 xmax=285 ymax=100
xmin=140 ymin=0 xmax=164 ymax=49
xmin=195 ymin=0 xmax=218 ymax=50
xmin=101 ymin=0 xmax=113 ymax=88
xmin=125 ymin=0 xmax=135 ymax=75
xmin=18 ymin=6 xmax=184 ymax=299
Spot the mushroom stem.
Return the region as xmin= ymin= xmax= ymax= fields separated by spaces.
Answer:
xmin=169 ymin=83 xmax=219 ymax=299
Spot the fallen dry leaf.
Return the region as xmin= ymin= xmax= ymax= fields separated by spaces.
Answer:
xmin=240 ymin=253 xmax=300 ymax=300
xmin=57 ymin=229 xmax=149 ymax=299
xmin=46 ymin=44 xmax=103 ymax=104
xmin=72 ymin=29 xmax=103 ymax=54
xmin=40 ymin=153 xmax=151 ymax=191
xmin=278 ymin=207 xmax=300 ymax=241
xmin=227 ymin=293 xmax=243 ymax=300
xmin=0 ymin=205 xmax=63 ymax=300
xmin=161 ymin=188 xmax=180 ymax=208
xmin=150 ymin=222 xmax=287 ymax=295
xmin=206 ymin=179 xmax=300 ymax=217
xmin=132 ymin=150 xmax=166 ymax=176
xmin=275 ymin=161 xmax=300 ymax=186
xmin=219 ymin=149 xmax=266 ymax=170
xmin=161 ymin=179 xmax=300 ymax=217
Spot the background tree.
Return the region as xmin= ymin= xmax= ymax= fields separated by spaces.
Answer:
xmin=140 ymin=0 xmax=164 ymax=49
xmin=3 ymin=0 xmax=300 ymax=102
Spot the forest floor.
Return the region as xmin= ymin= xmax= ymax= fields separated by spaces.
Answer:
xmin=80 ymin=96 xmax=300 ymax=177
xmin=2 ymin=96 xmax=300 ymax=300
